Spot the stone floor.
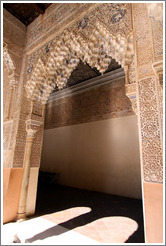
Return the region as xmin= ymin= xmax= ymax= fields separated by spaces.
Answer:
xmin=2 ymin=182 xmax=145 ymax=244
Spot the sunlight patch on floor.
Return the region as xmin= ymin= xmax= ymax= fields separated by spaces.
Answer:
xmin=74 ymin=216 xmax=138 ymax=243
xmin=2 ymin=217 xmax=99 ymax=245
xmin=43 ymin=206 xmax=92 ymax=224
xmin=2 ymin=205 xmax=138 ymax=244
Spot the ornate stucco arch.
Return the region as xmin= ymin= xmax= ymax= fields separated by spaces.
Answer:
xmin=18 ymin=14 xmax=138 ymax=221
xmin=25 ymin=22 xmax=134 ymax=105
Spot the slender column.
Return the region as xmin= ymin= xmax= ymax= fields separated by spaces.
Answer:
xmin=17 ymin=119 xmax=42 ymax=221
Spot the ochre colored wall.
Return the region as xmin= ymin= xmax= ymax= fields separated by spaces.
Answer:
xmin=3 ymin=168 xmax=23 ymax=223
xmin=41 ymin=115 xmax=142 ymax=199
xmin=143 ymin=182 xmax=163 ymax=243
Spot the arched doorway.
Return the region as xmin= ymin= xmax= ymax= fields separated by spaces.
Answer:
xmin=17 ymin=19 xmax=145 ymax=243
xmin=33 ymin=57 xmax=144 ymax=243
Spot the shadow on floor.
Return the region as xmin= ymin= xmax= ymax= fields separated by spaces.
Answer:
xmin=28 ymin=180 xmax=145 ymax=243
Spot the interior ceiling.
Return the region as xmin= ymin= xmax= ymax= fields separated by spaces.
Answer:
xmin=3 ymin=3 xmax=52 ymax=26
xmin=53 ymin=58 xmax=121 ymax=92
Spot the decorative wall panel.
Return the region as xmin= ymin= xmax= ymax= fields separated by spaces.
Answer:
xmin=13 ymin=119 xmax=27 ymax=167
xmin=132 ymin=3 xmax=163 ymax=184
xmin=138 ymin=77 xmax=163 ymax=183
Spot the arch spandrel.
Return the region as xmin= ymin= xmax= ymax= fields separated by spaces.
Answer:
xmin=71 ymin=3 xmax=133 ymax=41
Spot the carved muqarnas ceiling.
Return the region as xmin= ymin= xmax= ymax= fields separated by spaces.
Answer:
xmin=52 ymin=58 xmax=121 ymax=93
xmin=3 ymin=3 xmax=52 ymax=26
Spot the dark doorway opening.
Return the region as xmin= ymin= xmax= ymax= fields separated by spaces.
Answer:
xmin=30 ymin=174 xmax=145 ymax=243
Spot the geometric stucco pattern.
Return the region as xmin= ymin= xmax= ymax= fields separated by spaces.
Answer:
xmin=157 ymin=80 xmax=163 ymax=140
xmin=138 ymin=77 xmax=163 ymax=183
xmin=13 ymin=119 xmax=27 ymax=168
xmin=132 ymin=3 xmax=163 ymax=184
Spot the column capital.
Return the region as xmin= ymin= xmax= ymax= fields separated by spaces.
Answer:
xmin=26 ymin=119 xmax=42 ymax=138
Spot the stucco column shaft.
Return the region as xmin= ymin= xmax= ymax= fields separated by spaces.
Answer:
xmin=17 ymin=119 xmax=42 ymax=221
xmin=17 ymin=136 xmax=34 ymax=220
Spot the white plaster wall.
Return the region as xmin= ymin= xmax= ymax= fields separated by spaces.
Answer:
xmin=40 ymin=115 xmax=142 ymax=199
